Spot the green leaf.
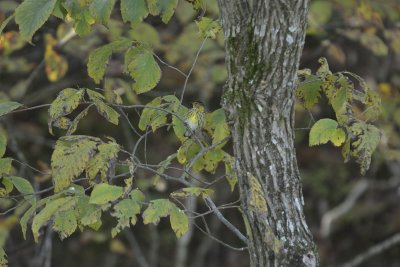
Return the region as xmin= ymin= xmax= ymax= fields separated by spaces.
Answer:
xmin=0 ymin=14 xmax=15 ymax=36
xmin=87 ymin=39 xmax=132 ymax=84
xmin=89 ymin=0 xmax=116 ymax=25
xmin=124 ymin=46 xmax=161 ymax=94
xmin=80 ymin=203 xmax=102 ymax=227
xmin=142 ymin=199 xmax=174 ymax=225
xmin=110 ymin=198 xmax=141 ymax=237
xmin=121 ymin=0 xmax=148 ymax=24
xmin=5 ymin=176 xmax=36 ymax=205
xmin=195 ymin=17 xmax=221 ymax=39
xmin=20 ymin=205 xmax=36 ymax=239
xmin=63 ymin=0 xmax=94 ymax=36
xmin=170 ymin=207 xmax=188 ymax=238
xmin=86 ymin=142 xmax=120 ymax=181
xmin=172 ymin=105 xmax=189 ymax=141
xmin=309 ymin=119 xmax=346 ymax=147
xmin=0 ymin=127 xmax=7 ymax=158
xmin=51 ymin=136 xmax=99 ymax=192
xmin=147 ymin=0 xmax=178 ymax=23
xmin=32 ymin=197 xmax=76 ymax=242
xmin=138 ymin=97 xmax=163 ymax=131
xmin=48 ymin=88 xmax=85 ymax=119
xmin=0 ymin=100 xmax=22 ymax=117
xmin=86 ymin=89 xmax=120 ymax=125
xmin=350 ymin=122 xmax=381 ymax=175
xmin=89 ymin=183 xmax=124 ymax=205
xmin=15 ymin=0 xmax=57 ymax=42
xmin=296 ymin=76 xmax=322 ymax=109
xmin=0 ymin=158 xmax=12 ymax=176
xmin=171 ymin=187 xmax=214 ymax=199
xmin=52 ymin=209 xmax=78 ymax=240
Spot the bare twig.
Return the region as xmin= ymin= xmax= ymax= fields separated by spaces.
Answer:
xmin=336 ymin=233 xmax=400 ymax=267
xmin=320 ymin=179 xmax=369 ymax=238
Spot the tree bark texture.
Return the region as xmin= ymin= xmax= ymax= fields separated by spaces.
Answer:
xmin=217 ymin=1 xmax=318 ymax=266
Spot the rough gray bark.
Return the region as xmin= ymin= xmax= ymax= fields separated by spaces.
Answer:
xmin=217 ymin=1 xmax=318 ymax=266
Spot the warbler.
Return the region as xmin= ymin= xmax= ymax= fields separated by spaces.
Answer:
xmin=184 ymin=102 xmax=206 ymax=138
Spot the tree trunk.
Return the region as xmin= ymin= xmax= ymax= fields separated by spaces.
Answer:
xmin=217 ymin=1 xmax=318 ymax=266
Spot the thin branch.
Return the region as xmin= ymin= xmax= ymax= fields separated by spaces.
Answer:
xmin=337 ymin=232 xmax=400 ymax=267
xmin=123 ymin=230 xmax=150 ymax=267
xmin=180 ymin=37 xmax=209 ymax=103
xmin=153 ymin=53 xmax=188 ymax=78
xmin=204 ymin=197 xmax=248 ymax=244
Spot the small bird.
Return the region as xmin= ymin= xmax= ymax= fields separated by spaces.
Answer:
xmin=184 ymin=102 xmax=206 ymax=138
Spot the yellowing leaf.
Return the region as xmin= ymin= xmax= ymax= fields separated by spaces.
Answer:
xmin=52 ymin=209 xmax=78 ymax=240
xmin=171 ymin=187 xmax=214 ymax=199
xmin=110 ymin=198 xmax=141 ymax=237
xmin=48 ymin=88 xmax=85 ymax=119
xmin=170 ymin=207 xmax=188 ymax=238
xmin=205 ymin=109 xmax=229 ymax=146
xmin=89 ymin=183 xmax=124 ymax=205
xmin=147 ymin=0 xmax=178 ymax=23
xmin=66 ymin=105 xmax=92 ymax=135
xmin=124 ymin=46 xmax=161 ymax=94
xmin=63 ymin=0 xmax=94 ymax=36
xmin=44 ymin=34 xmax=68 ymax=82
xmin=350 ymin=122 xmax=381 ymax=175
xmin=51 ymin=136 xmax=99 ymax=192
xmin=142 ymin=199 xmax=174 ymax=225
xmin=86 ymin=89 xmax=120 ymax=125
xmin=15 ymin=0 xmax=57 ymax=42
xmin=309 ymin=118 xmax=345 ymax=147
xmin=195 ymin=17 xmax=221 ymax=39
xmin=86 ymin=142 xmax=120 ymax=181
xmin=32 ymin=196 xmax=76 ymax=242
xmin=223 ymin=153 xmax=238 ymax=191
xmin=121 ymin=0 xmax=148 ymax=24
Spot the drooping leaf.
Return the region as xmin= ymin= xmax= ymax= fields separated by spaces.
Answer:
xmin=86 ymin=142 xmax=120 ymax=181
xmin=349 ymin=122 xmax=381 ymax=175
xmin=138 ymin=97 xmax=162 ymax=131
xmin=120 ymin=0 xmax=148 ymax=24
xmin=15 ymin=0 xmax=57 ymax=42
xmin=170 ymin=207 xmax=188 ymax=238
xmin=86 ymin=89 xmax=120 ymax=125
xmin=32 ymin=196 xmax=76 ymax=242
xmin=296 ymin=76 xmax=322 ymax=109
xmin=142 ymin=199 xmax=174 ymax=225
xmin=0 ymin=100 xmax=22 ymax=117
xmin=309 ymin=118 xmax=346 ymax=147
xmin=66 ymin=105 xmax=92 ymax=135
xmin=147 ymin=0 xmax=178 ymax=23
xmin=52 ymin=209 xmax=78 ymax=240
xmin=87 ymin=39 xmax=132 ymax=84
xmin=89 ymin=0 xmax=116 ymax=25
xmin=51 ymin=136 xmax=99 ymax=192
xmin=20 ymin=205 xmax=36 ymax=239
xmin=89 ymin=183 xmax=124 ymax=205
xmin=124 ymin=46 xmax=161 ymax=94
xmin=195 ymin=17 xmax=221 ymax=39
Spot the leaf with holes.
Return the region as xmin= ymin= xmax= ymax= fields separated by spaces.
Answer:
xmin=296 ymin=76 xmax=322 ymax=109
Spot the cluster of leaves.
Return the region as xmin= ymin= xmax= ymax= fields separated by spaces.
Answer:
xmin=297 ymin=57 xmax=381 ymax=174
